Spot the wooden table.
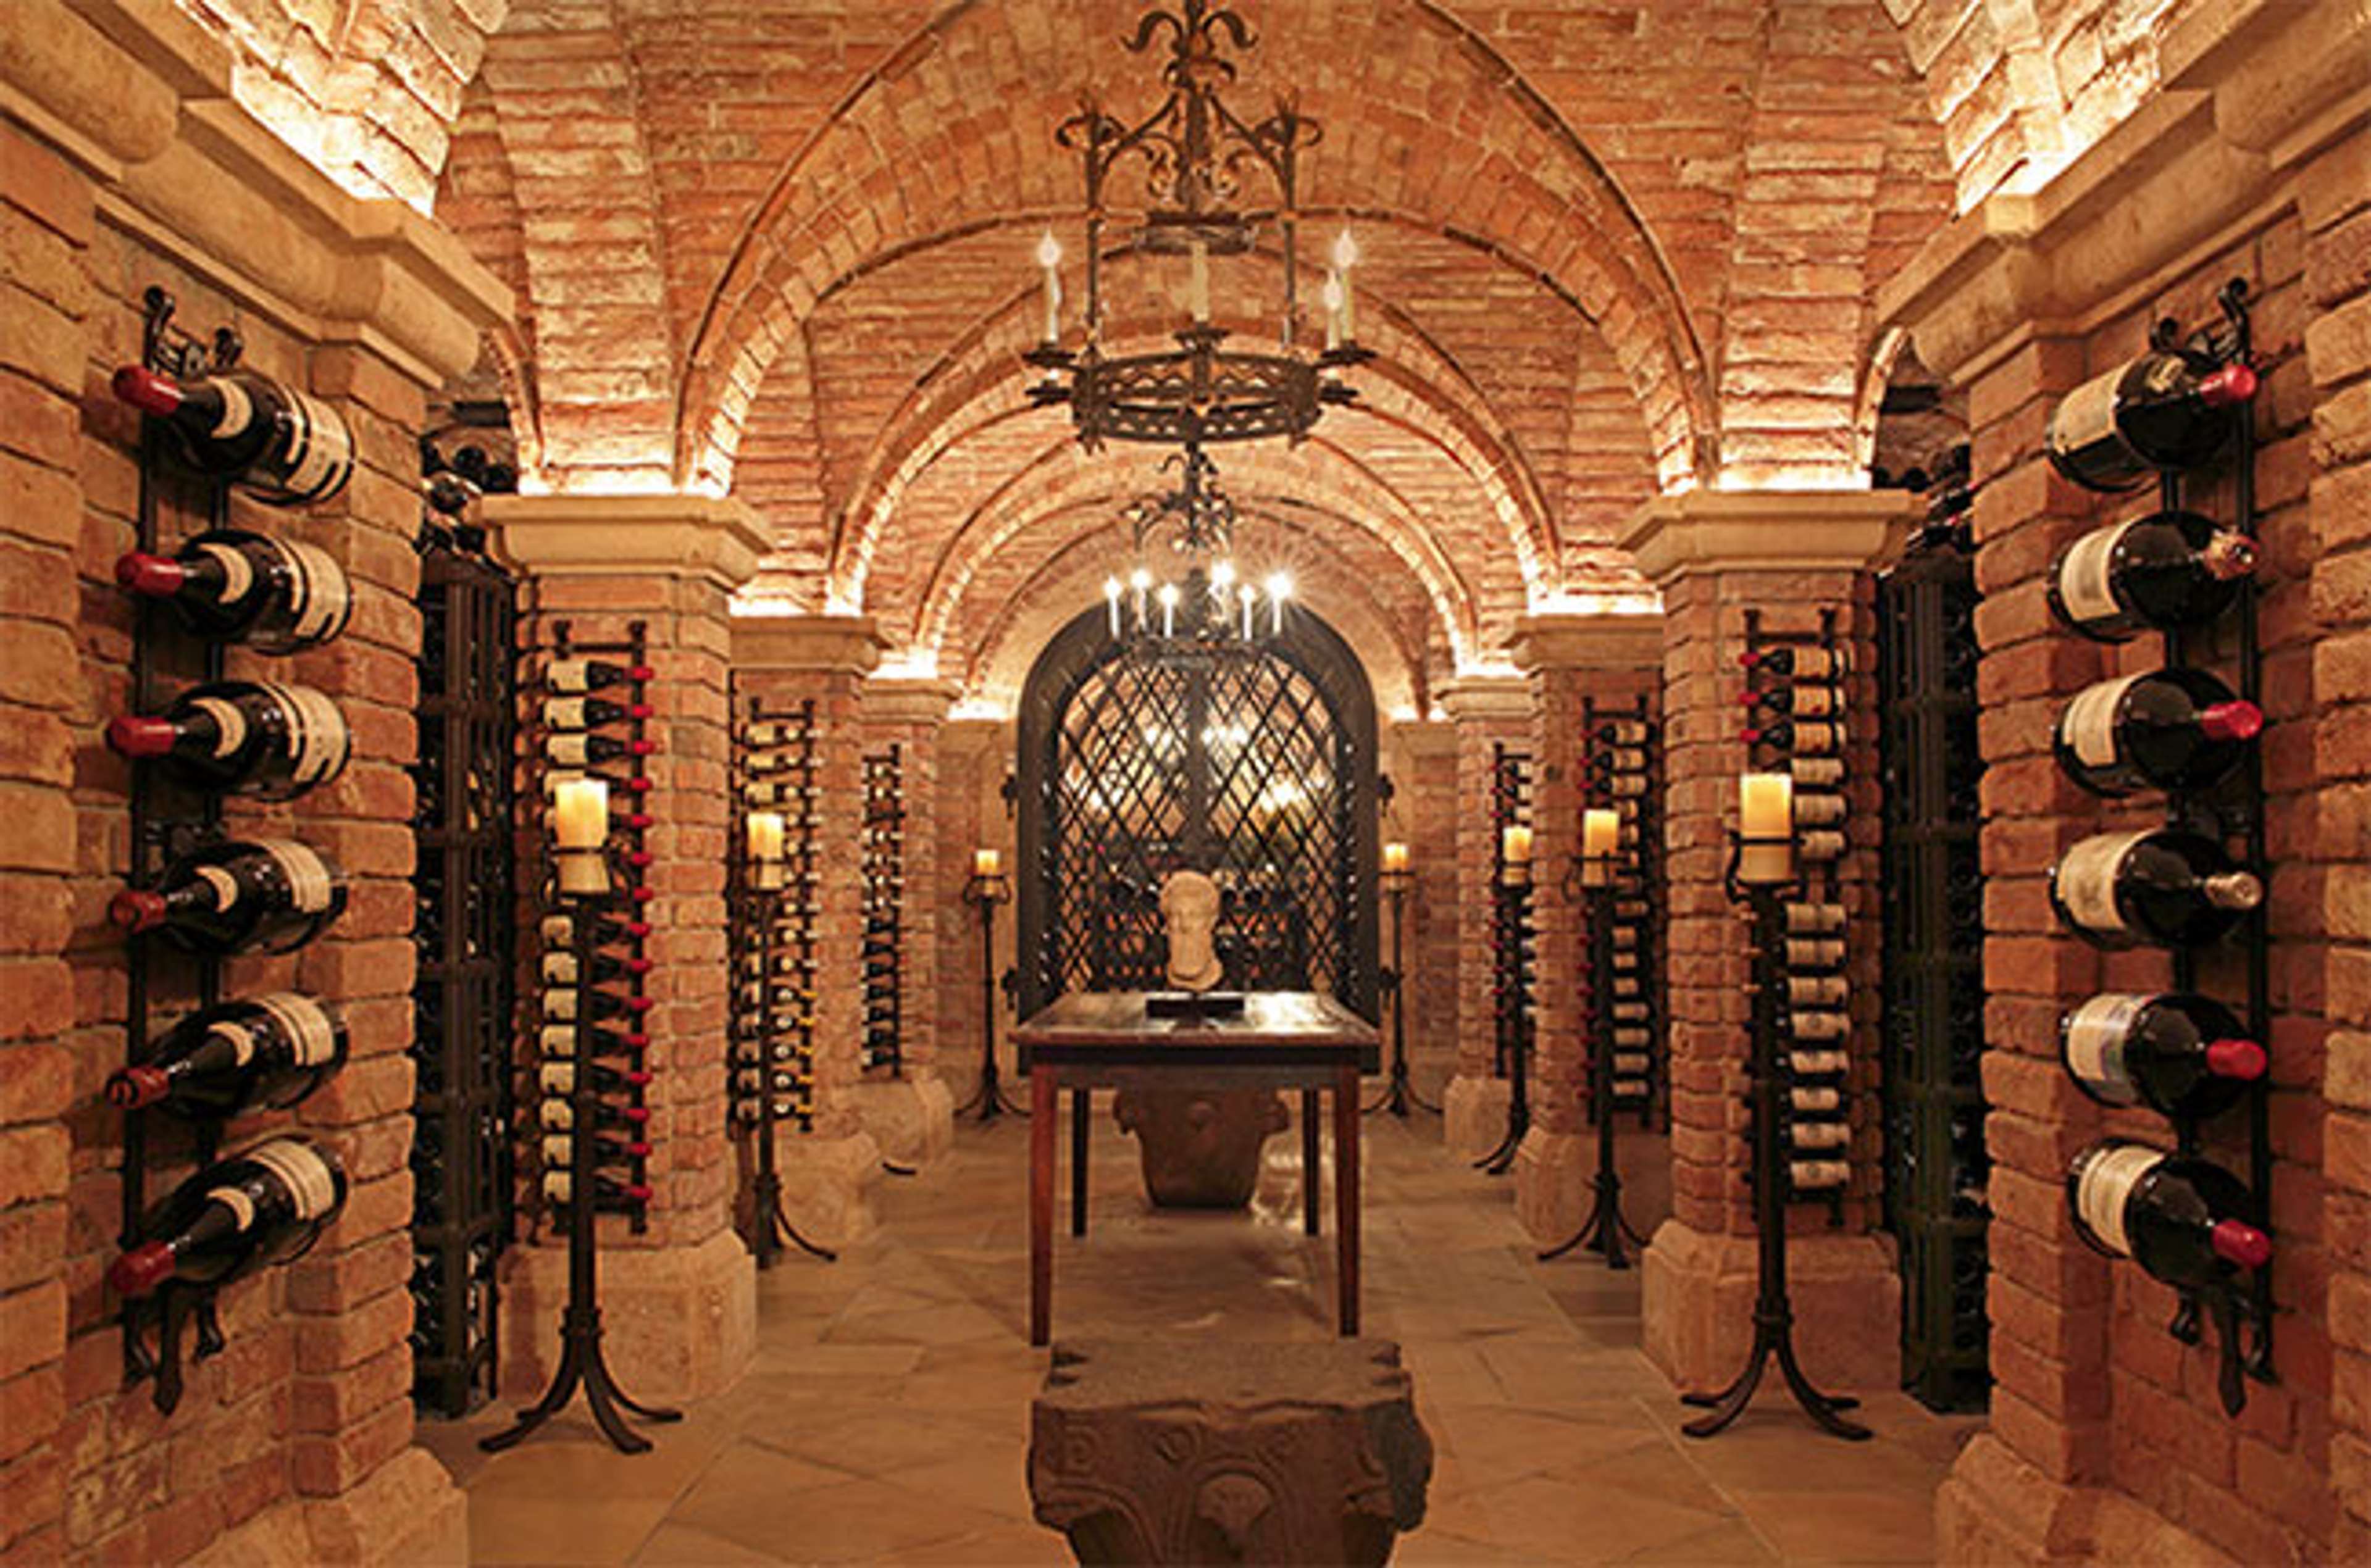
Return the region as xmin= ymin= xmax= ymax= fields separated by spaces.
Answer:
xmin=1014 ymin=991 xmax=1381 ymax=1348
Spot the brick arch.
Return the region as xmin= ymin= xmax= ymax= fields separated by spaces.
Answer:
xmin=895 ymin=429 xmax=1487 ymax=672
xmin=674 ymin=0 xmax=1719 ymax=500
xmin=958 ymin=510 xmax=1436 ymax=717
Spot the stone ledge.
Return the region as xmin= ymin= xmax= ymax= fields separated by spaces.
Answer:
xmin=1509 ymin=613 xmax=1665 ymax=675
xmin=498 ymin=1225 xmax=756 ymax=1406
xmin=485 ymin=494 xmax=770 ymax=593
xmin=1639 ymin=1219 xmax=1899 ymax=1394
xmin=1615 ymin=491 xmax=1917 ymax=586
xmin=732 ymin=614 xmax=894 ymax=676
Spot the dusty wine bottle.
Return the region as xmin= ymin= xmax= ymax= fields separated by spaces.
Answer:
xmin=109 ymin=1136 xmax=348 ymax=1297
xmin=106 ymin=993 xmax=346 ymax=1117
xmin=108 ymin=680 xmax=350 ymax=801
xmin=110 ymin=839 xmax=346 ymax=954
xmin=2052 ymin=668 xmax=2262 ymax=796
xmin=112 ymin=365 xmax=356 ymax=505
xmin=115 ymin=530 xmax=351 ymax=651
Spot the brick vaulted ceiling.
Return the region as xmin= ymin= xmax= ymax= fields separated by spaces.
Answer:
xmin=177 ymin=0 xmax=2194 ymax=686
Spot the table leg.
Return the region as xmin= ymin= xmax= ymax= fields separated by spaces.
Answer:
xmin=1336 ymin=1065 xmax=1360 ymax=1337
xmin=1031 ymin=1069 xmax=1055 ymax=1348
xmin=1301 ymin=1088 xmax=1321 ymax=1236
xmin=1070 ymin=1088 xmax=1090 ymax=1238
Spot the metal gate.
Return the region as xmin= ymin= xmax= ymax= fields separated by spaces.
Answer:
xmin=1016 ymin=607 xmax=1379 ymax=1020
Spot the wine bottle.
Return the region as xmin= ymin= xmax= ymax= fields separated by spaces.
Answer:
xmin=111 ymin=839 xmax=346 ymax=954
xmin=2052 ymin=669 xmax=2262 ymax=796
xmin=114 ymin=530 xmax=351 ymax=651
xmin=1790 ymin=1121 xmax=1850 ymax=1150
xmin=545 ymin=733 xmax=658 ymax=767
xmin=2061 ymin=992 xmax=2267 ymax=1117
xmin=1785 ymin=938 xmax=1846 ymax=970
xmin=2067 ymin=1141 xmax=2270 ymax=1281
xmin=1741 ymin=646 xmax=1851 ymax=678
xmin=1791 ymin=792 xmax=1847 ymax=826
xmin=111 ymin=365 xmax=356 ymax=505
xmin=542 ymin=1172 xmax=651 ymax=1207
xmin=1791 ymin=1086 xmax=1841 ymax=1113
xmin=1784 ymin=1011 xmax=1849 ymax=1043
xmin=2046 ymin=353 xmax=2257 ymax=492
xmin=109 ymin=1136 xmax=348 ymax=1297
xmin=538 ymin=1062 xmax=652 ymax=1096
xmin=106 ymin=993 xmax=346 ymax=1117
xmin=541 ymin=987 xmax=652 ymax=1022
xmin=1786 ymin=975 xmax=1849 ymax=1007
xmin=2047 ymin=511 xmax=2257 ymax=642
xmin=2049 ymin=827 xmax=2261 ymax=948
xmin=1784 ymin=901 xmax=1846 ymax=935
xmin=109 ymin=680 xmax=351 ymax=801
xmin=1789 ymin=1160 xmax=1849 ymax=1188
xmin=540 ymin=1133 xmax=650 ymax=1166
xmin=1789 ymin=756 xmax=1846 ymax=787
xmin=1742 ymin=685 xmax=1838 ymax=717
xmin=541 ymin=951 xmax=652 ymax=986
xmin=545 ymin=658 xmax=653 ymax=694
xmin=543 ymin=697 xmax=653 ymax=731
xmin=540 ymin=912 xmax=651 ymax=947
xmin=1742 ymin=719 xmax=1838 ymax=753
xmin=538 ymin=1099 xmax=648 ymax=1132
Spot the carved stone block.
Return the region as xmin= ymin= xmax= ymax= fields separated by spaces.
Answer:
xmin=1029 ymin=1338 xmax=1432 ymax=1565
xmin=1113 ymin=1088 xmax=1290 ymax=1209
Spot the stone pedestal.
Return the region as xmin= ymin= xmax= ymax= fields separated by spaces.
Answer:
xmin=1441 ymin=1074 xmax=1510 ymax=1160
xmin=498 ymin=1227 xmax=758 ymax=1405
xmin=1512 ymin=1128 xmax=1595 ymax=1245
xmin=845 ymin=1075 xmax=956 ymax=1168
xmin=773 ymin=1124 xmax=887 ymax=1249
xmin=1639 ymin=1222 xmax=1899 ymax=1394
xmin=1029 ymin=1339 xmax=1432 ymax=1566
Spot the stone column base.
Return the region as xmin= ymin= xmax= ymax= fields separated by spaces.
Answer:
xmin=775 ymin=1124 xmax=885 ymax=1247
xmin=1441 ymin=1074 xmax=1511 ymax=1159
xmin=193 ymin=1450 xmax=467 ymax=1567
xmin=1639 ymin=1220 xmax=1899 ymax=1393
xmin=1512 ymin=1128 xmax=1594 ymax=1245
xmin=845 ymin=1075 xmax=956 ymax=1167
xmin=499 ymin=1225 xmax=756 ymax=1404
xmin=1936 ymin=1434 xmax=2233 ymax=1566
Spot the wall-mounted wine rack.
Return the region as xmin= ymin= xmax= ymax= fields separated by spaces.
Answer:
xmin=111 ymin=288 xmax=353 ymax=1413
xmin=727 ymin=691 xmax=833 ymax=1265
xmin=1477 ymin=744 xmax=1533 ymax=1175
xmin=1741 ymin=607 xmax=1855 ymax=1220
xmin=1591 ymin=695 xmax=1662 ymax=1127
xmin=861 ymin=745 xmax=905 ymax=1077
xmin=531 ymin=621 xmax=656 ymax=1235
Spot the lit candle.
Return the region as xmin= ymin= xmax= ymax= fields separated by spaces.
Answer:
xmin=1239 ymin=582 xmax=1257 ymax=638
xmin=974 ymin=847 xmax=1001 ymax=878
xmin=1266 ymin=571 xmax=1292 ymax=635
xmin=1323 ymin=271 xmax=1345 ymax=352
xmin=1502 ymin=825 xmax=1533 ymax=865
xmin=1331 ymin=228 xmax=1359 ymax=343
xmin=1036 ymin=230 xmax=1063 ymax=344
xmin=1158 ymin=581 xmax=1180 ymax=638
xmin=746 ymin=811 xmax=785 ymax=863
xmin=553 ymin=778 xmax=608 ymax=849
xmin=1189 ymin=239 xmax=1211 ymax=323
xmin=1739 ymin=772 xmax=1794 ymax=886
xmin=1131 ymin=566 xmax=1152 ymax=630
xmin=1105 ymin=575 xmax=1123 ymax=638
xmin=1382 ymin=841 xmax=1409 ymax=875
xmin=1581 ymin=807 xmax=1619 ymax=887
xmin=1211 ymin=558 xmax=1236 ymax=598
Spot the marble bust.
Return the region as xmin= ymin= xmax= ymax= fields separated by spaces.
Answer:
xmin=1158 ymin=869 xmax=1225 ymax=993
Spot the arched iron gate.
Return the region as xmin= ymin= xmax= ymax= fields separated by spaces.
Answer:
xmin=1016 ymin=606 xmax=1379 ymax=1021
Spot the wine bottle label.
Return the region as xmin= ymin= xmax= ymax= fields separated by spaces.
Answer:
xmin=548 ymin=698 xmax=589 ymax=730
xmin=208 ymin=378 xmax=256 ymax=438
xmin=208 ymin=1021 xmax=258 ymax=1067
xmin=247 ymin=1140 xmax=338 ymax=1222
xmin=1790 ymin=1049 xmax=1849 ymax=1075
xmin=2049 ymin=372 xmax=2122 ymax=470
xmin=543 ymin=990 xmax=579 ymax=1020
xmin=2055 ymin=831 xmax=2144 ymax=936
xmin=2064 ymin=993 xmax=2143 ymax=1103
xmin=1791 ymin=1087 xmax=1841 ymax=1112
xmin=1789 ymin=685 xmax=1838 ymax=716
xmin=281 ymin=394 xmax=354 ymax=500
xmin=1791 ymin=1122 xmax=1850 ymax=1149
xmin=1791 ymin=757 xmax=1845 ymax=786
xmin=204 ymin=1185 xmax=259 ymax=1232
xmin=1792 ymin=793 xmax=1847 ymax=825
xmin=539 ymin=1063 xmax=572 ymax=1093
xmin=540 ymin=1101 xmax=572 ymax=1130
xmin=259 ymin=840 xmax=335 ymax=913
xmin=543 ymin=1173 xmax=573 ymax=1202
xmin=283 ymin=540 xmax=347 ymax=641
xmin=1789 ymin=1160 xmax=1849 ymax=1188
xmin=1785 ymin=901 xmax=1846 ymax=934
xmin=2075 ymin=1143 xmax=2160 ymax=1257
xmin=541 ymin=915 xmax=572 ymax=945
xmin=262 ymin=683 xmax=347 ymax=785
xmin=2055 ymin=520 xmax=2133 ymax=628
xmin=1612 ymin=1053 xmax=1650 ymax=1074
xmin=196 ymin=541 xmax=256 ymax=604
xmin=540 ymin=1026 xmax=575 ymax=1055
xmin=1799 ymin=830 xmax=1846 ymax=860
xmin=191 ymin=697 xmax=248 ymax=758
xmin=2060 ymin=673 xmax=2142 ymax=771
xmin=254 ymin=993 xmax=337 ymax=1067
xmin=547 ymin=734 xmax=592 ymax=767
xmin=196 ymin=865 xmax=240 ymax=909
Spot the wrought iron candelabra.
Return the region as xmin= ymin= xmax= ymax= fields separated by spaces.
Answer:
xmin=1540 ymin=870 xmax=1648 ymax=1269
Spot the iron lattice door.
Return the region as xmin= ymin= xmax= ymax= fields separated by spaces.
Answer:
xmin=1018 ymin=611 xmax=1378 ymax=1020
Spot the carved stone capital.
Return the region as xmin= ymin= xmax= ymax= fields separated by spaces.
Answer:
xmin=1508 ymin=612 xmax=1665 ymax=674
xmin=483 ymin=494 xmax=769 ymax=594
xmin=732 ymin=614 xmax=894 ymax=676
xmin=1615 ymin=491 xmax=1916 ymax=588
xmin=863 ymin=677 xmax=965 ymax=726
xmin=1432 ymin=676 xmax=1532 ymax=724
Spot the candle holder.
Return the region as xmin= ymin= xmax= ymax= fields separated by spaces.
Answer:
xmin=484 ymin=855 xmax=682 ymax=1456
xmin=958 ymin=869 xmax=1026 ymax=1122
xmin=1679 ymin=827 xmax=1868 ymax=1442
xmin=1541 ymin=867 xmax=1647 ymax=1269
xmin=1365 ymin=865 xmax=1436 ymax=1117
xmin=1475 ymin=854 xmax=1534 ymax=1175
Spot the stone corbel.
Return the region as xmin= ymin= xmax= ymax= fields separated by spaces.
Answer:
xmin=1615 ymin=491 xmax=1917 ymax=587
xmin=863 ymin=677 xmax=964 ymax=727
xmin=1508 ymin=612 xmax=1665 ymax=675
xmin=484 ymin=494 xmax=771 ymax=595
xmin=732 ymin=613 xmax=895 ymax=677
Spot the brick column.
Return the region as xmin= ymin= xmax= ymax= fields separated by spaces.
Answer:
xmin=1615 ymin=491 xmax=1913 ymax=1393
xmin=1379 ymin=717 xmax=1457 ymax=1103
xmin=486 ymin=495 xmax=764 ymax=1403
xmin=732 ymin=617 xmax=893 ymax=1244
xmin=1434 ymin=676 xmax=1534 ymax=1157
xmin=1507 ymin=614 xmax=1663 ymax=1245
xmin=847 ymin=677 xmax=961 ymax=1166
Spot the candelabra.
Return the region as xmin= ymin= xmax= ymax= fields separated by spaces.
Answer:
xmin=1366 ymin=856 xmax=1434 ymax=1117
xmin=958 ymin=859 xmax=1026 ymax=1122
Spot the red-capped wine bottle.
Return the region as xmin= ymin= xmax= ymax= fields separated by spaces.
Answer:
xmin=2049 ymin=827 xmax=2260 ymax=949
xmin=540 ymin=1133 xmax=651 ymax=1166
xmin=544 ymin=733 xmax=657 ymax=767
xmin=2053 ymin=668 xmax=2261 ymax=796
xmin=540 ymin=951 xmax=652 ymax=986
xmin=545 ymin=657 xmax=653 ymax=694
xmin=1742 ymin=719 xmax=1839 ymax=753
xmin=2060 ymin=991 xmax=2266 ymax=1118
xmin=109 ymin=1136 xmax=348 ymax=1298
xmin=541 ymin=1172 xmax=651 ymax=1207
xmin=114 ymin=530 xmax=351 ymax=652
xmin=112 ymin=365 xmax=356 ymax=506
xmin=2047 ymin=511 xmax=2257 ymax=642
xmin=1741 ymin=646 xmax=1851 ymax=678
xmin=106 ymin=993 xmax=347 ymax=1117
xmin=537 ymin=1062 xmax=651 ymax=1096
xmin=2046 ymin=352 xmax=2257 ymax=492
xmin=107 ymin=680 xmax=351 ymax=801
xmin=1741 ymin=685 xmax=1839 ymax=717
xmin=110 ymin=839 xmax=346 ymax=954
xmin=2067 ymin=1141 xmax=2269 ymax=1283
xmin=542 ymin=696 xmax=652 ymax=731
xmin=540 ymin=912 xmax=651 ymax=947
xmin=538 ymin=1098 xmax=649 ymax=1132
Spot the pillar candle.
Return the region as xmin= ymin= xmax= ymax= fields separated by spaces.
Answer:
xmin=1739 ymin=773 xmax=1792 ymax=838
xmin=1382 ymin=841 xmax=1408 ymax=875
xmin=974 ymin=848 xmax=1001 ymax=878
xmin=1502 ymin=825 xmax=1533 ymax=865
xmin=747 ymin=811 xmax=785 ymax=863
xmin=553 ymin=778 xmax=608 ymax=849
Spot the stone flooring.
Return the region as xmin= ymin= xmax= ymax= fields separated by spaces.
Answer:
xmin=421 ymin=1107 xmax=1980 ymax=1565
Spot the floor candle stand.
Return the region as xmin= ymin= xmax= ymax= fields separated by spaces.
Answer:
xmin=483 ymin=866 xmax=680 ymax=1456
xmin=742 ymin=884 xmax=835 ymax=1267
xmin=1475 ymin=855 xmax=1534 ymax=1175
xmin=1681 ymin=832 xmax=1869 ymax=1441
xmin=957 ymin=868 xmax=1026 ymax=1122
xmin=1366 ymin=866 xmax=1435 ymax=1116
xmin=1540 ymin=878 xmax=1647 ymax=1267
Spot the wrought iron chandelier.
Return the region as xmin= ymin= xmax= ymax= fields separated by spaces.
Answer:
xmin=1025 ymin=0 xmax=1371 ymax=452
xmin=1101 ymin=443 xmax=1292 ymax=650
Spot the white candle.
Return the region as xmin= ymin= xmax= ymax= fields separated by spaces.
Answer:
xmin=1036 ymin=230 xmax=1063 ymax=344
xmin=1105 ymin=576 xmax=1123 ymax=637
xmin=1581 ymin=807 xmax=1619 ymax=888
xmin=1239 ymin=583 xmax=1257 ymax=639
xmin=1502 ymin=825 xmax=1533 ymax=865
xmin=1158 ymin=581 xmax=1179 ymax=638
xmin=1740 ymin=773 xmax=1793 ymax=839
xmin=1131 ymin=567 xmax=1151 ymax=630
xmin=1323 ymin=271 xmax=1345 ymax=352
xmin=1331 ymin=228 xmax=1359 ymax=342
xmin=974 ymin=848 xmax=1001 ymax=878
xmin=553 ymin=778 xmax=608 ymax=849
xmin=1382 ymin=841 xmax=1409 ymax=874
xmin=1266 ymin=571 xmax=1292 ymax=635
xmin=1189 ymin=240 xmax=1210 ymax=323
xmin=747 ymin=812 xmax=785 ymax=863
